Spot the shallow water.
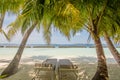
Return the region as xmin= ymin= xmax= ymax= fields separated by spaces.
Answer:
xmin=0 ymin=48 xmax=120 ymax=59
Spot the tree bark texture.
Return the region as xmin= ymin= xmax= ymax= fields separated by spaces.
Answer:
xmin=0 ymin=13 xmax=5 ymax=29
xmin=0 ymin=22 xmax=37 ymax=78
xmin=92 ymin=35 xmax=109 ymax=80
xmin=104 ymin=32 xmax=120 ymax=66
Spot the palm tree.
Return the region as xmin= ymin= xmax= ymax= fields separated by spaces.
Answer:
xmin=104 ymin=32 xmax=120 ymax=66
xmin=0 ymin=13 xmax=5 ymax=29
xmin=0 ymin=13 xmax=7 ymax=38
xmin=1 ymin=0 xmax=119 ymax=79
xmin=1 ymin=22 xmax=37 ymax=78
xmin=0 ymin=1 xmax=25 ymax=78
xmin=71 ymin=0 xmax=120 ymax=79
xmin=0 ymin=0 xmax=80 ymax=78
xmin=44 ymin=1 xmax=109 ymax=79
xmin=1 ymin=0 xmax=108 ymax=79
xmin=102 ymin=0 xmax=120 ymax=65
xmin=0 ymin=0 xmax=24 ymax=39
xmin=0 ymin=0 xmax=41 ymax=78
xmin=70 ymin=0 xmax=109 ymax=80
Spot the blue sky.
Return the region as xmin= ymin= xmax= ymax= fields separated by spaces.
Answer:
xmin=0 ymin=14 xmax=96 ymax=44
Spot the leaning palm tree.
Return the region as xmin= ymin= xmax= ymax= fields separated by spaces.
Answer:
xmin=1 ymin=22 xmax=37 ymax=78
xmin=102 ymin=1 xmax=120 ymax=65
xmin=0 ymin=0 xmax=41 ymax=78
xmin=0 ymin=0 xmax=25 ymax=78
xmin=0 ymin=0 xmax=80 ymax=78
xmin=104 ymin=32 xmax=120 ymax=66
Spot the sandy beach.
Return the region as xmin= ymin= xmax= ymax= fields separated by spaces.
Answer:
xmin=0 ymin=56 xmax=120 ymax=80
xmin=0 ymin=48 xmax=120 ymax=80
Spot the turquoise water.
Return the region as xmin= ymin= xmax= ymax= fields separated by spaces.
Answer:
xmin=0 ymin=48 xmax=120 ymax=59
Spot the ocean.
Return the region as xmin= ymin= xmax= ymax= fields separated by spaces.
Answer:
xmin=0 ymin=48 xmax=120 ymax=60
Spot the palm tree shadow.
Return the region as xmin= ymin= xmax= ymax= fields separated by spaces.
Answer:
xmin=30 ymin=55 xmax=52 ymax=61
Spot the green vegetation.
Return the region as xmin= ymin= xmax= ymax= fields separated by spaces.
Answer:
xmin=0 ymin=75 xmax=7 ymax=79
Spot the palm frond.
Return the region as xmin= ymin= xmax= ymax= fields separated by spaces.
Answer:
xmin=0 ymin=0 xmax=25 ymax=14
xmin=0 ymin=29 xmax=9 ymax=41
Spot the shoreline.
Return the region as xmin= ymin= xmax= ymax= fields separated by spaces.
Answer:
xmin=0 ymin=43 xmax=120 ymax=48
xmin=0 ymin=48 xmax=119 ymax=59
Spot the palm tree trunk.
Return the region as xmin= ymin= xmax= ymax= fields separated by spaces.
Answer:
xmin=0 ymin=22 xmax=37 ymax=78
xmin=0 ymin=13 xmax=5 ymax=29
xmin=92 ymin=35 xmax=109 ymax=80
xmin=104 ymin=32 xmax=120 ymax=65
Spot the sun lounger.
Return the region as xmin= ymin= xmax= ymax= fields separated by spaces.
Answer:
xmin=57 ymin=59 xmax=79 ymax=80
xmin=32 ymin=58 xmax=80 ymax=80
xmin=32 ymin=58 xmax=57 ymax=80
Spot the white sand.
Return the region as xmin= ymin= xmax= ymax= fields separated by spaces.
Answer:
xmin=0 ymin=63 xmax=9 ymax=69
xmin=0 ymin=56 xmax=76 ymax=69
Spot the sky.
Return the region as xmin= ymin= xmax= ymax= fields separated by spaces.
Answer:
xmin=0 ymin=13 xmax=99 ymax=44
